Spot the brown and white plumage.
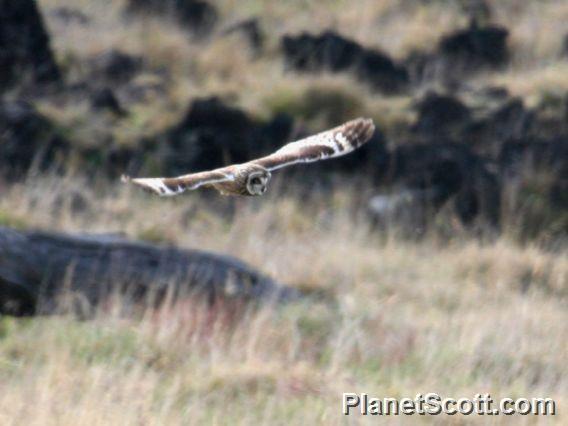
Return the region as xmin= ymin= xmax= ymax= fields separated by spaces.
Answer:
xmin=123 ymin=117 xmax=375 ymax=197
xmin=254 ymin=117 xmax=374 ymax=171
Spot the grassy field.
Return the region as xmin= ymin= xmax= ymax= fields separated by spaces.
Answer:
xmin=0 ymin=176 xmax=566 ymax=424
xmin=1 ymin=0 xmax=566 ymax=423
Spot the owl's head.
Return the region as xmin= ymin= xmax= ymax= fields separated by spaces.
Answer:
xmin=246 ymin=167 xmax=271 ymax=196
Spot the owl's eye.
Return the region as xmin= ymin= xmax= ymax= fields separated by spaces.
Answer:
xmin=251 ymin=177 xmax=262 ymax=185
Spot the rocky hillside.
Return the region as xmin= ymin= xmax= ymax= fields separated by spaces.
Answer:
xmin=0 ymin=0 xmax=566 ymax=239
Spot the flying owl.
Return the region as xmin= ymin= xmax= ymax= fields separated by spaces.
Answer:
xmin=123 ymin=117 xmax=375 ymax=197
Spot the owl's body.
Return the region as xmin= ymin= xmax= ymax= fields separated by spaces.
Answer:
xmin=124 ymin=118 xmax=375 ymax=197
xmin=211 ymin=163 xmax=270 ymax=196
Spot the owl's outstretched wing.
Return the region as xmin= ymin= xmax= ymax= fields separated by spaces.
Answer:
xmin=122 ymin=167 xmax=235 ymax=197
xmin=123 ymin=118 xmax=374 ymax=196
xmin=253 ymin=117 xmax=375 ymax=171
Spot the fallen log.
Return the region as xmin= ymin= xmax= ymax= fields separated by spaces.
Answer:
xmin=0 ymin=227 xmax=299 ymax=316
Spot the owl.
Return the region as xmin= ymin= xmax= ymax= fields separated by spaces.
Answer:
xmin=123 ymin=117 xmax=375 ymax=197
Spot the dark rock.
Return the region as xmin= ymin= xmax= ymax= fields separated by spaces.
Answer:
xmin=410 ymin=90 xmax=535 ymax=159
xmin=126 ymin=0 xmax=217 ymax=37
xmin=439 ymin=24 xmax=509 ymax=70
xmin=375 ymin=143 xmax=501 ymax=226
xmin=282 ymin=31 xmax=363 ymax=72
xmin=404 ymin=50 xmax=457 ymax=87
xmin=160 ymin=97 xmax=293 ymax=175
xmin=50 ymin=7 xmax=90 ymax=25
xmin=561 ymin=33 xmax=568 ymax=57
xmin=223 ymin=18 xmax=264 ymax=54
xmin=498 ymin=137 xmax=567 ymax=239
xmin=79 ymin=144 xmax=144 ymax=180
xmin=281 ymin=31 xmax=408 ymax=94
xmin=105 ymin=146 xmax=139 ymax=177
xmin=550 ymin=176 xmax=568 ymax=212
xmin=413 ymin=92 xmax=471 ymax=136
xmin=164 ymin=97 xmax=256 ymax=173
xmin=0 ymin=227 xmax=300 ymax=316
xmin=498 ymin=136 xmax=568 ymax=175
xmin=91 ymin=49 xmax=142 ymax=84
xmin=255 ymin=113 xmax=295 ymax=154
xmin=90 ymin=87 xmax=127 ymax=116
xmin=0 ymin=0 xmax=61 ymax=92
xmin=0 ymin=279 xmax=36 ymax=316
xmin=404 ymin=23 xmax=508 ymax=85
xmin=0 ymin=101 xmax=69 ymax=179
xmin=476 ymin=85 xmax=510 ymax=101
xmin=356 ymin=50 xmax=409 ymax=94
xmin=385 ymin=146 xmax=467 ymax=199
xmin=465 ymin=97 xmax=532 ymax=155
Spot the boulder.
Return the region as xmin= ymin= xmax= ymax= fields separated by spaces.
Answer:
xmin=356 ymin=49 xmax=409 ymax=94
xmin=223 ymin=18 xmax=264 ymax=54
xmin=159 ymin=97 xmax=293 ymax=175
xmin=413 ymin=92 xmax=471 ymax=137
xmin=282 ymin=31 xmax=363 ymax=72
xmin=49 ymin=7 xmax=90 ymax=25
xmin=0 ymin=0 xmax=61 ymax=92
xmin=90 ymin=87 xmax=127 ymax=116
xmin=90 ymin=49 xmax=143 ymax=85
xmin=405 ymin=22 xmax=509 ymax=84
xmin=126 ymin=0 xmax=217 ymax=37
xmin=439 ymin=24 xmax=509 ymax=70
xmin=561 ymin=33 xmax=568 ymax=57
xmin=498 ymin=136 xmax=568 ymax=175
xmin=374 ymin=143 xmax=501 ymax=226
xmin=0 ymin=227 xmax=299 ymax=316
xmin=464 ymin=97 xmax=532 ymax=155
xmin=498 ymin=137 xmax=567 ymax=239
xmin=0 ymin=101 xmax=68 ymax=179
xmin=281 ymin=31 xmax=408 ymax=94
xmin=411 ymin=90 xmax=534 ymax=157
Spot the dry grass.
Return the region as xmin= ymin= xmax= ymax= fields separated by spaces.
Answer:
xmin=3 ymin=1 xmax=566 ymax=423
xmin=482 ymin=60 xmax=568 ymax=104
xmin=0 ymin=175 xmax=566 ymax=424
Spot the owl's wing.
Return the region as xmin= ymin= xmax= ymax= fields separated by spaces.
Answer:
xmin=253 ymin=118 xmax=375 ymax=172
xmin=122 ymin=167 xmax=235 ymax=197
